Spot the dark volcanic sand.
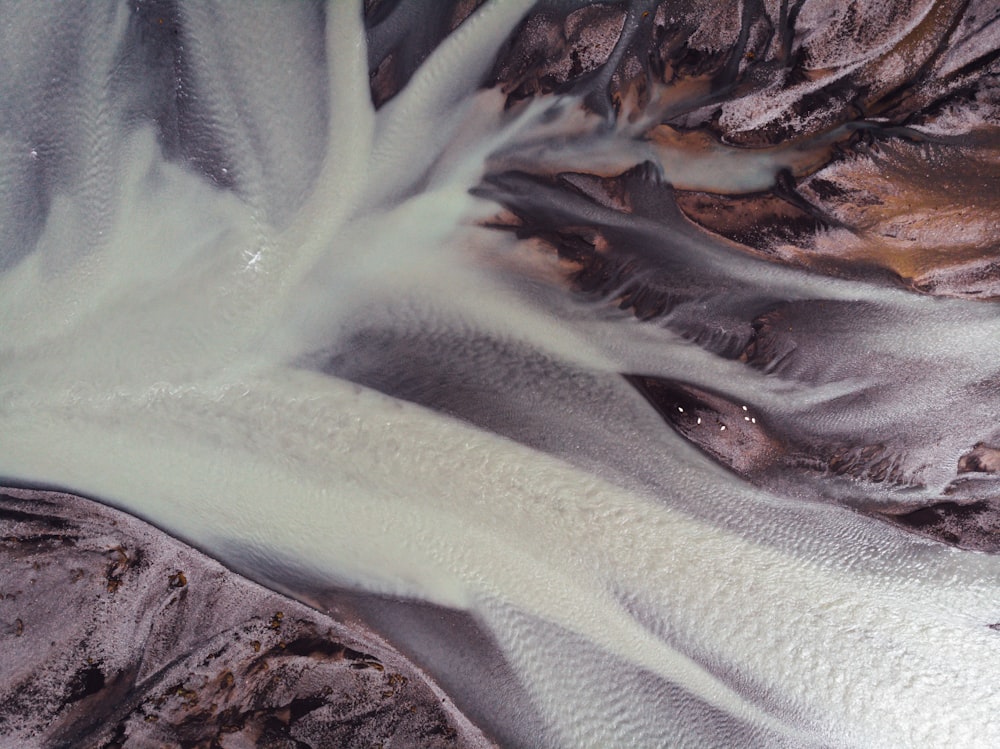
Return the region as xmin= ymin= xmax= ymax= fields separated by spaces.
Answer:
xmin=0 ymin=487 xmax=495 ymax=749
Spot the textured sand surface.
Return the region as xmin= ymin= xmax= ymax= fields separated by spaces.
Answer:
xmin=1 ymin=1 xmax=999 ymax=747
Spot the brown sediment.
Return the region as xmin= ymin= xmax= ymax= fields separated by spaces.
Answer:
xmin=629 ymin=374 xmax=1000 ymax=551
xmin=472 ymin=0 xmax=1000 ymax=304
xmin=674 ymin=189 xmax=827 ymax=258
xmin=0 ymin=488 xmax=495 ymax=749
xmin=825 ymin=443 xmax=910 ymax=486
xmin=368 ymin=50 xmax=400 ymax=109
xmin=875 ymin=499 xmax=1000 ymax=553
xmin=478 ymin=0 xmax=998 ymax=146
xmin=627 ymin=375 xmax=913 ymax=489
xmin=634 ymin=128 xmax=998 ymax=298
xmin=626 ymin=375 xmax=780 ymax=476
xmin=959 ymin=443 xmax=1000 ymax=474
xmin=799 ymin=135 xmax=1000 ymax=298
xmin=853 ymin=0 xmax=969 ymax=118
xmin=489 ymin=5 xmax=627 ymax=105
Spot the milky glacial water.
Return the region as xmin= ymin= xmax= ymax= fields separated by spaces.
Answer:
xmin=2 ymin=2 xmax=1000 ymax=747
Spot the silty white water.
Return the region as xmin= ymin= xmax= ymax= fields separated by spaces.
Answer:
xmin=2 ymin=2 xmax=1000 ymax=747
